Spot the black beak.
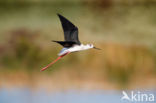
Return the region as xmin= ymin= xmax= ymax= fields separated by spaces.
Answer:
xmin=93 ymin=47 xmax=101 ymax=50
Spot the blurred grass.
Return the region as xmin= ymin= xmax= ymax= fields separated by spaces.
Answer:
xmin=0 ymin=1 xmax=156 ymax=89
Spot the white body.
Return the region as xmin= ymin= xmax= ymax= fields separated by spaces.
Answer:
xmin=58 ymin=44 xmax=94 ymax=56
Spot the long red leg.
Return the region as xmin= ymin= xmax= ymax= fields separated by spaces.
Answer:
xmin=40 ymin=52 xmax=70 ymax=71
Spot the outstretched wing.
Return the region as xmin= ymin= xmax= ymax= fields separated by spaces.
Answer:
xmin=57 ymin=14 xmax=81 ymax=45
xmin=52 ymin=40 xmax=76 ymax=48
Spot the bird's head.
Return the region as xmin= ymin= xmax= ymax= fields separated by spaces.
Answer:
xmin=86 ymin=44 xmax=101 ymax=50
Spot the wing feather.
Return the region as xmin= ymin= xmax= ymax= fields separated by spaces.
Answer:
xmin=57 ymin=14 xmax=81 ymax=45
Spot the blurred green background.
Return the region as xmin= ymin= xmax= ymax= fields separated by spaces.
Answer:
xmin=0 ymin=0 xmax=156 ymax=90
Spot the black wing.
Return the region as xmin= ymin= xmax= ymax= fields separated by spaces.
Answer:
xmin=52 ymin=40 xmax=76 ymax=48
xmin=57 ymin=14 xmax=81 ymax=45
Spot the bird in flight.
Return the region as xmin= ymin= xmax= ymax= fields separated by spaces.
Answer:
xmin=41 ymin=14 xmax=101 ymax=71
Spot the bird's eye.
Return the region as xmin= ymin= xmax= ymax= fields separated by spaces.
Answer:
xmin=89 ymin=44 xmax=92 ymax=46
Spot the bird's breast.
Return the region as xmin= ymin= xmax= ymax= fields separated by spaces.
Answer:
xmin=68 ymin=45 xmax=85 ymax=52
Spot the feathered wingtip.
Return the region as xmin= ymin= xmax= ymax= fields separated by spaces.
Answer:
xmin=57 ymin=13 xmax=63 ymax=18
xmin=57 ymin=13 xmax=60 ymax=15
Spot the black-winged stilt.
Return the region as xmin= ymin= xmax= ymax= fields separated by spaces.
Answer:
xmin=41 ymin=14 xmax=100 ymax=71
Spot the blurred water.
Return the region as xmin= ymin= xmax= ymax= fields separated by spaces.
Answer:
xmin=0 ymin=88 xmax=155 ymax=103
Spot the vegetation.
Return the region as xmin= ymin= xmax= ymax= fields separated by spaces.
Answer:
xmin=0 ymin=1 xmax=156 ymax=89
